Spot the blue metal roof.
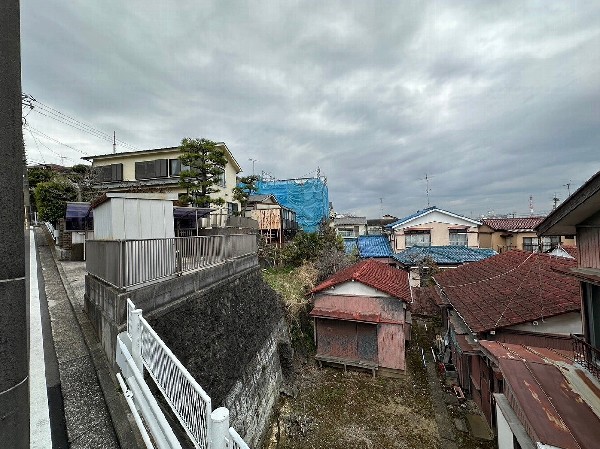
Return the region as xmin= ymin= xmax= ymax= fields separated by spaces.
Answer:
xmin=357 ymin=235 xmax=393 ymax=258
xmin=392 ymin=246 xmax=496 ymax=265
xmin=343 ymin=238 xmax=358 ymax=255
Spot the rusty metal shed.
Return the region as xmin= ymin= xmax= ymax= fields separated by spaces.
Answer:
xmin=310 ymin=260 xmax=411 ymax=375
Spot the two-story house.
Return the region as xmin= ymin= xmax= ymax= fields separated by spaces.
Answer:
xmin=479 ymin=216 xmax=575 ymax=253
xmin=537 ymin=169 xmax=600 ymax=378
xmin=386 ymin=206 xmax=481 ymax=251
xmin=333 ymin=215 xmax=367 ymax=239
xmin=83 ymin=144 xmax=242 ymax=227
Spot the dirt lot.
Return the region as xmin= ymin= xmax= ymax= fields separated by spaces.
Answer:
xmin=263 ymin=345 xmax=498 ymax=449
xmin=261 ymin=268 xmax=497 ymax=449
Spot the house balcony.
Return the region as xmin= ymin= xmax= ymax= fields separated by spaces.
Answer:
xmin=573 ymin=333 xmax=600 ymax=381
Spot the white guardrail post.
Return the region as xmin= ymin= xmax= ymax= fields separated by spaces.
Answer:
xmin=119 ymin=298 xmax=251 ymax=449
xmin=129 ymin=308 xmax=144 ymax=374
xmin=210 ymin=408 xmax=229 ymax=449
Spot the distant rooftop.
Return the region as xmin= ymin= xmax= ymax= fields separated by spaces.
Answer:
xmin=387 ymin=206 xmax=481 ymax=229
xmin=357 ymin=235 xmax=393 ymax=258
xmin=481 ymin=216 xmax=545 ymax=232
xmin=393 ymin=245 xmax=496 ymax=266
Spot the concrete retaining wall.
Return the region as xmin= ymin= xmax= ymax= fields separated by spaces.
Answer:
xmin=84 ymin=253 xmax=259 ymax=366
xmin=84 ymin=254 xmax=290 ymax=446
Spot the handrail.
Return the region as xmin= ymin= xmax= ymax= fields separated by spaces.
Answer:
xmin=572 ymin=333 xmax=600 ymax=381
xmin=125 ymin=299 xmax=250 ymax=449
xmin=87 ymin=234 xmax=257 ymax=290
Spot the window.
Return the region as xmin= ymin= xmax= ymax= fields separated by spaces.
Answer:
xmin=135 ymin=159 xmax=168 ymax=179
xmin=541 ymin=236 xmax=560 ymax=252
xmin=584 ymin=282 xmax=600 ymax=352
xmin=523 ymin=236 xmax=560 ymax=252
xmin=405 ymin=230 xmax=431 ymax=247
xmin=227 ymin=202 xmax=239 ymax=215
xmin=449 ymin=229 xmax=468 ymax=246
xmin=337 ymin=228 xmax=356 ymax=238
xmin=522 ymin=237 xmax=539 ymax=252
xmin=96 ymin=163 xmax=123 ymax=182
xmin=215 ymin=166 xmax=226 ymax=187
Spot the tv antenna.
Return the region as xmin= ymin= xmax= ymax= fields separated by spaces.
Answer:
xmin=552 ymin=193 xmax=560 ymax=210
xmin=421 ymin=173 xmax=432 ymax=207
xmin=529 ymin=195 xmax=534 ymax=216
xmin=563 ymin=180 xmax=572 ymax=197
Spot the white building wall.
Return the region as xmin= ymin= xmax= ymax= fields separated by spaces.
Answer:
xmin=496 ymin=402 xmax=514 ymax=449
xmin=327 ymin=281 xmax=390 ymax=297
xmin=506 ymin=312 xmax=582 ymax=335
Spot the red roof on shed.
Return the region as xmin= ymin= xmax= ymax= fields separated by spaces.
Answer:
xmin=434 ymin=250 xmax=579 ymax=332
xmin=311 ymin=259 xmax=411 ymax=301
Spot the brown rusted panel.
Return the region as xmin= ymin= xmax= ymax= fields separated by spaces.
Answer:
xmin=579 ymin=227 xmax=600 ymax=269
xmin=495 ymin=331 xmax=574 ymax=353
xmin=500 ymin=359 xmax=579 ymax=449
xmin=527 ymin=361 xmax=600 ymax=448
xmin=310 ymin=294 xmax=405 ymax=324
xmin=316 ymin=318 xmax=358 ymax=361
xmin=357 ymin=323 xmax=378 ymax=363
xmin=377 ymin=324 xmax=405 ymax=370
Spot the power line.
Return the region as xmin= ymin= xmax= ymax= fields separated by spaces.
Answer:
xmin=26 ymin=125 xmax=90 ymax=156
xmin=22 ymin=94 xmax=142 ymax=152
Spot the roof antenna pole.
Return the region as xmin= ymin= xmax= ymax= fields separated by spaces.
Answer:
xmin=529 ymin=195 xmax=534 ymax=216
xmin=380 ymin=197 xmax=384 ymax=218
xmin=552 ymin=193 xmax=560 ymax=210
xmin=425 ymin=173 xmax=431 ymax=207
xmin=112 ymin=131 xmax=116 ymax=154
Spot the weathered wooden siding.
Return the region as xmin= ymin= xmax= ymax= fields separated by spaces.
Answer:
xmin=315 ymin=319 xmax=378 ymax=362
xmin=377 ymin=323 xmax=405 ymax=370
xmin=578 ymin=226 xmax=600 ymax=269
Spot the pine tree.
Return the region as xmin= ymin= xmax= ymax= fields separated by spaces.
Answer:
xmin=178 ymin=138 xmax=228 ymax=208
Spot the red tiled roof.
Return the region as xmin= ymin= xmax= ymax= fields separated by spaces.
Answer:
xmin=561 ymin=245 xmax=578 ymax=258
xmin=434 ymin=250 xmax=579 ymax=332
xmin=482 ymin=217 xmax=545 ymax=231
xmin=311 ymin=259 xmax=411 ymax=301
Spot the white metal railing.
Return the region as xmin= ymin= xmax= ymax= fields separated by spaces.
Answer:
xmin=120 ymin=299 xmax=250 ymax=449
xmin=43 ymin=221 xmax=58 ymax=244
xmin=228 ymin=428 xmax=250 ymax=449
xmin=87 ymin=234 xmax=257 ymax=290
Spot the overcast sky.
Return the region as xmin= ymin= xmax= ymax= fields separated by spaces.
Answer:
xmin=21 ymin=1 xmax=600 ymax=219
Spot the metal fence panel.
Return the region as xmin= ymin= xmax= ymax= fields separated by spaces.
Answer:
xmin=88 ymin=234 xmax=256 ymax=290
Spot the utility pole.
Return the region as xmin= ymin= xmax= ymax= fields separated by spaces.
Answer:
xmin=113 ymin=131 xmax=116 ymax=153
xmin=563 ymin=181 xmax=572 ymax=197
xmin=424 ymin=174 xmax=432 ymax=207
xmin=0 ymin=1 xmax=29 ymax=448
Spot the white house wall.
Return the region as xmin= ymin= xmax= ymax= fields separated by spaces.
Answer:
xmin=392 ymin=210 xmax=479 ymax=251
xmin=327 ymin=281 xmax=390 ymax=297
xmin=506 ymin=311 xmax=582 ymax=335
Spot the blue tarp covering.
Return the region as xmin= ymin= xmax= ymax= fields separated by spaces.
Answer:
xmin=256 ymin=178 xmax=329 ymax=233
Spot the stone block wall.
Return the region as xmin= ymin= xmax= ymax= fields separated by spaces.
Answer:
xmin=148 ymin=267 xmax=289 ymax=447
xmin=84 ymin=255 xmax=290 ymax=446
